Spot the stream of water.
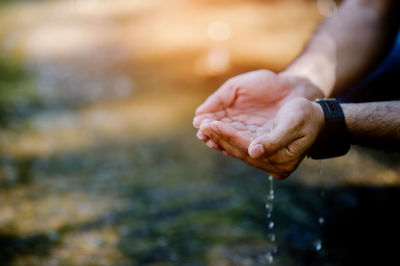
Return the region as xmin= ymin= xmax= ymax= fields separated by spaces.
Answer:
xmin=265 ymin=175 xmax=277 ymax=264
xmin=264 ymin=162 xmax=326 ymax=263
xmin=315 ymin=161 xmax=325 ymax=252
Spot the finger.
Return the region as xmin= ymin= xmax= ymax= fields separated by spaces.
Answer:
xmin=205 ymin=126 xmax=284 ymax=177
xmin=204 ymin=126 xmax=246 ymax=159
xmin=200 ymin=121 xmax=248 ymax=158
xmin=193 ymin=110 xmax=226 ymax=128
xmin=197 ymin=118 xmax=214 ymax=141
xmin=196 ymin=130 xmax=210 ymax=142
xmin=248 ymin=117 xmax=302 ymax=159
xmin=203 ymin=122 xmax=290 ymax=179
xmin=206 ymin=139 xmax=222 ymax=151
xmin=204 ymin=121 xmax=252 ymax=151
xmin=265 ymin=137 xmax=311 ymax=165
xmin=195 ymin=82 xmax=237 ymax=115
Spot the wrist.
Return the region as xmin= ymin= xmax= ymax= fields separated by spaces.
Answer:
xmin=311 ymin=101 xmax=326 ymax=132
xmin=281 ymin=48 xmax=336 ymax=98
xmin=277 ymin=72 xmax=326 ymax=100
xmin=307 ymin=98 xmax=350 ymax=159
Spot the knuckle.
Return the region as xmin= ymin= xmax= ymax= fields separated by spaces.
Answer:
xmin=268 ymin=148 xmax=293 ymax=164
xmin=284 ymin=146 xmax=296 ymax=158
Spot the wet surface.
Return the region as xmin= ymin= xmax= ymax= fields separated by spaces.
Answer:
xmin=1 ymin=0 xmax=400 ymax=265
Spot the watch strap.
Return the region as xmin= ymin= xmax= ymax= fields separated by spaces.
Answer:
xmin=307 ymin=98 xmax=350 ymax=159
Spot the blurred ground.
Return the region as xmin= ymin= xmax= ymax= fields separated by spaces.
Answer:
xmin=1 ymin=0 xmax=400 ymax=265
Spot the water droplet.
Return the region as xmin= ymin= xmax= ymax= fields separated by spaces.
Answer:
xmin=271 ymin=246 xmax=278 ymax=254
xmin=318 ymin=217 xmax=325 ymax=225
xmin=268 ymin=221 xmax=274 ymax=230
xmin=265 ymin=251 xmax=274 ymax=264
xmin=314 ymin=239 xmax=322 ymax=251
xmin=269 ymin=233 xmax=276 ymax=242
xmin=265 ymin=175 xmax=277 ymax=262
xmin=318 ymin=160 xmax=323 ymax=176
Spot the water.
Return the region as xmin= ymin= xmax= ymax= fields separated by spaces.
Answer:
xmin=264 ymin=162 xmax=326 ymax=264
xmin=315 ymin=160 xmax=325 ymax=252
xmin=313 ymin=239 xmax=322 ymax=251
xmin=265 ymin=175 xmax=277 ymax=264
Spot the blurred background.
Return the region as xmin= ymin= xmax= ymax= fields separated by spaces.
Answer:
xmin=1 ymin=0 xmax=400 ymax=265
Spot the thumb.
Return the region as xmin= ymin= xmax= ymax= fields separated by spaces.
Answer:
xmin=195 ymin=83 xmax=237 ymax=115
xmin=248 ymin=119 xmax=299 ymax=159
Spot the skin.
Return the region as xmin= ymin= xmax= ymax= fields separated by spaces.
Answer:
xmin=198 ymin=98 xmax=325 ymax=179
xmin=198 ymin=98 xmax=400 ymax=180
xmin=341 ymin=101 xmax=400 ymax=149
xmin=284 ymin=0 xmax=399 ymax=96
xmin=193 ymin=0 xmax=400 ymax=179
xmin=193 ymin=70 xmax=324 ymax=149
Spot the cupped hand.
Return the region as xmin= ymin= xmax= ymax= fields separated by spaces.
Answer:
xmin=193 ymin=69 xmax=324 ymax=150
xmin=199 ymin=98 xmax=325 ymax=179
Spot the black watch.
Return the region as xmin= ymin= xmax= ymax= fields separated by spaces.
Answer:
xmin=307 ymin=98 xmax=350 ymax=159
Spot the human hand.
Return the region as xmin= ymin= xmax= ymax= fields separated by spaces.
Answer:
xmin=193 ymin=69 xmax=324 ymax=150
xmin=198 ymin=98 xmax=325 ymax=179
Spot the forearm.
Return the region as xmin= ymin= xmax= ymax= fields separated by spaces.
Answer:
xmin=342 ymin=101 xmax=400 ymax=149
xmin=282 ymin=0 xmax=398 ymax=97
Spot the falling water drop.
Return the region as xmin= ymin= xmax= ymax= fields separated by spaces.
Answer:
xmin=268 ymin=221 xmax=275 ymax=230
xmin=268 ymin=193 xmax=275 ymax=201
xmin=265 ymin=251 xmax=274 ymax=264
xmin=268 ymin=233 xmax=276 ymax=242
xmin=265 ymin=175 xmax=277 ymax=264
xmin=315 ymin=160 xmax=325 ymax=253
xmin=314 ymin=239 xmax=322 ymax=251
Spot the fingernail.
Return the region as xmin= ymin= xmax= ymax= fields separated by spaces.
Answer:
xmin=196 ymin=131 xmax=206 ymax=141
xmin=249 ymin=144 xmax=264 ymax=158
xmin=206 ymin=140 xmax=214 ymax=148
xmin=193 ymin=118 xmax=200 ymax=128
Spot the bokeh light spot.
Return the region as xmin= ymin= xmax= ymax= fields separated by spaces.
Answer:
xmin=207 ymin=21 xmax=231 ymax=42
xmin=193 ymin=46 xmax=231 ymax=76
xmin=74 ymin=0 xmax=99 ymax=13
xmin=207 ymin=46 xmax=230 ymax=73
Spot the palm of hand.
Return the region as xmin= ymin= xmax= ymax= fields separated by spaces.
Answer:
xmin=198 ymin=102 xmax=285 ymax=176
xmin=209 ymin=104 xmax=276 ymax=142
xmin=198 ymin=97 xmax=324 ymax=179
xmin=194 ymin=70 xmax=297 ymax=143
xmin=194 ymin=70 xmax=325 ymax=178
